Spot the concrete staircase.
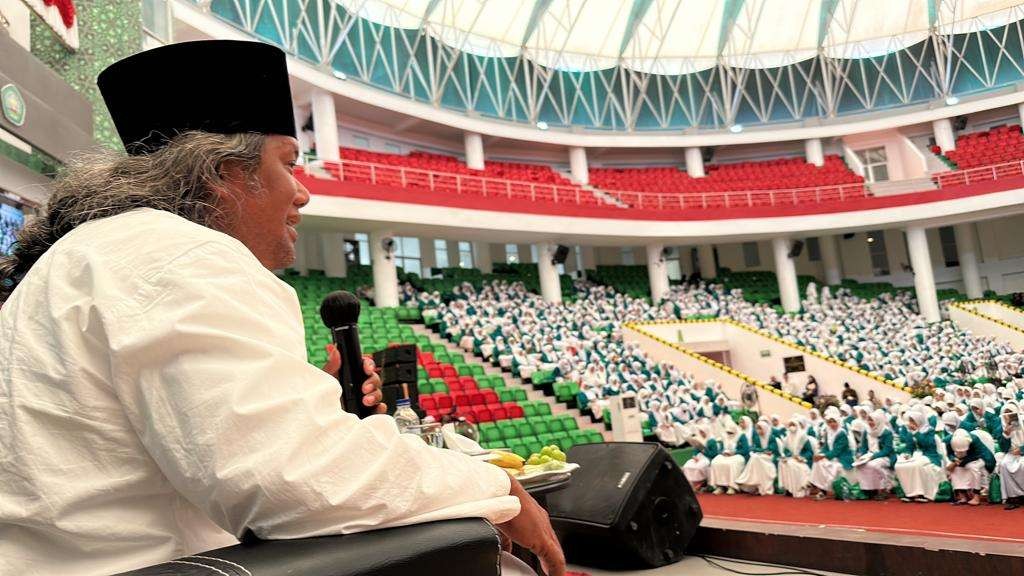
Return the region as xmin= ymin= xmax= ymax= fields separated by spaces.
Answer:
xmin=411 ymin=323 xmax=612 ymax=441
xmin=555 ymin=169 xmax=628 ymax=208
xmin=867 ymin=177 xmax=938 ymax=196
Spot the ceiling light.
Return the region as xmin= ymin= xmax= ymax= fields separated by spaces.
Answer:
xmin=729 ymin=124 xmax=744 ymax=133
xmin=332 ymin=70 xmax=347 ymax=80
xmin=945 ymin=95 xmax=960 ymax=106
xmin=867 ymin=237 xmax=875 ymax=243
xmin=536 ymin=121 xmax=549 ymax=130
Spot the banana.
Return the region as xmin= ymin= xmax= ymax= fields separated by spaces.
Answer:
xmin=489 ymin=451 xmax=525 ymax=470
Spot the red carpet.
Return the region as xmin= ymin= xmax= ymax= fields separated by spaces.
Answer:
xmin=697 ymin=493 xmax=1024 ymax=543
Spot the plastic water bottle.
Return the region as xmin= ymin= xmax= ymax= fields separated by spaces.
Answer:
xmin=394 ymin=398 xmax=420 ymax=434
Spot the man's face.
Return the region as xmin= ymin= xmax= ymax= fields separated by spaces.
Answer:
xmin=221 ymin=135 xmax=309 ymax=269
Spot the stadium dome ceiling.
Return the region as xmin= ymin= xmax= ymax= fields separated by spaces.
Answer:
xmin=201 ymin=0 xmax=1024 ymax=131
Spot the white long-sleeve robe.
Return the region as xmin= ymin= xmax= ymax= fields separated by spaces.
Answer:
xmin=0 ymin=209 xmax=519 ymax=576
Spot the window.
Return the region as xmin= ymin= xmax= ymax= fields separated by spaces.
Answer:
xmin=742 ymin=242 xmax=761 ymax=268
xmin=866 ymin=230 xmax=889 ymax=276
xmin=142 ymin=0 xmax=171 ymax=44
xmin=506 ymin=244 xmax=519 ymax=264
xmin=434 ymin=239 xmax=449 ymax=269
xmin=938 ymin=226 xmax=959 ymax=267
xmin=458 ymin=241 xmax=473 ymax=268
xmin=664 ymin=246 xmax=682 ymax=281
xmin=855 ymin=147 xmax=889 ymax=183
xmin=530 ymin=245 xmax=539 ymax=263
xmin=806 ymin=237 xmax=821 ymax=262
xmin=384 ymin=142 xmax=401 ymax=154
xmin=353 ymin=135 xmax=370 ymax=149
xmin=621 ymin=247 xmax=635 ymax=265
xmin=394 ymin=237 xmax=422 ymax=276
xmin=354 ymin=233 xmax=370 ymax=265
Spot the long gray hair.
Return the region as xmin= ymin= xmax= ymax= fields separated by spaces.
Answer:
xmin=0 ymin=131 xmax=266 ymax=304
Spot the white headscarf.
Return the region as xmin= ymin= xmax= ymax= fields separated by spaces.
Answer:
xmin=784 ymin=418 xmax=808 ymax=458
xmin=865 ymin=410 xmax=889 ymax=453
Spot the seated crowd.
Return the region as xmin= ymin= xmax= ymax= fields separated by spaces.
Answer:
xmin=400 ymin=272 xmax=1023 ymax=505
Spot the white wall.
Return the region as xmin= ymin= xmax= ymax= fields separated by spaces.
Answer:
xmin=842 ymin=128 xmax=927 ymax=181
xmin=624 ymin=324 xmax=808 ymax=417
xmin=949 ymin=303 xmax=1024 ymax=351
xmin=640 ymin=321 xmax=911 ymax=407
xmin=0 ymin=0 xmax=31 ymax=50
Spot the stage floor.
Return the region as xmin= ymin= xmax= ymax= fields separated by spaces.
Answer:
xmin=696 ymin=492 xmax=1024 ymax=557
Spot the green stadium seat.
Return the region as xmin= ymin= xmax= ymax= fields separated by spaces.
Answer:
xmin=534 ymin=402 xmax=552 ymax=416
xmin=515 ymin=421 xmax=533 ymax=438
xmin=512 ymin=388 xmax=528 ymax=402
xmin=520 ymin=402 xmax=537 ymax=418
xmin=559 ymin=417 xmax=578 ymax=432
xmin=469 ymin=365 xmax=485 ymax=377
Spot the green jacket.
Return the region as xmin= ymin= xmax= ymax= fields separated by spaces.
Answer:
xmin=899 ymin=430 xmax=943 ymax=467
xmin=945 ymin=434 xmax=997 ymax=473
xmin=822 ymin=430 xmax=855 ymax=470
xmin=857 ymin=429 xmax=896 ymax=467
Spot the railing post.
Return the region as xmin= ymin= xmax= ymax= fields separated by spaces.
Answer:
xmin=725 ymin=193 xmax=730 ymax=208
xmin=370 ymin=164 xmax=376 ymax=185
xmin=992 ymin=166 xmax=998 ymax=181
xmin=770 ymin=191 xmax=775 ymax=206
xmin=506 ymin=181 xmax=511 ymax=199
xmin=747 ymin=191 xmax=751 ymax=206
xmin=456 ymin=175 xmax=462 ymax=195
xmin=658 ymin=194 xmax=663 ymax=210
xmin=815 ymin=189 xmax=821 ymax=203
xmin=428 ymin=172 xmax=434 ymax=191
xmin=531 ymin=184 xmax=536 ymax=202
xmin=337 ymin=161 xmax=345 ymax=181
xmin=576 ymin=188 xmax=580 ymax=204
xmin=400 ymin=168 xmax=406 ymax=187
xmin=702 ymin=194 xmax=707 ymax=209
xmin=791 ymin=190 xmax=797 ymax=205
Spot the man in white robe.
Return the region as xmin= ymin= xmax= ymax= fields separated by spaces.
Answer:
xmin=0 ymin=41 xmax=561 ymax=576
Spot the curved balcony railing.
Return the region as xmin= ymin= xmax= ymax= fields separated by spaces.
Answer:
xmin=311 ymin=156 xmax=1024 ymax=211
xmin=319 ymin=159 xmax=593 ymax=204
xmin=602 ymin=183 xmax=867 ymax=210
xmin=931 ymin=158 xmax=1024 ymax=189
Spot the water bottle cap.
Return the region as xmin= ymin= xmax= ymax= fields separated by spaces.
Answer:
xmin=396 ymin=398 xmax=411 ymax=407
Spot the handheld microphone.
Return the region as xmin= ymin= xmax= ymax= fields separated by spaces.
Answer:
xmin=320 ymin=290 xmax=376 ymax=418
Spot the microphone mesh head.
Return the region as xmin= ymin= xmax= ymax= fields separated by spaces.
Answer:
xmin=320 ymin=290 xmax=361 ymax=328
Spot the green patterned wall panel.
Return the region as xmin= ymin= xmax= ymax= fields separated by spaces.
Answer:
xmin=31 ymin=0 xmax=142 ymax=150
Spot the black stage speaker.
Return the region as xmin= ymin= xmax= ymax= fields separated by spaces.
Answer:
xmin=373 ymin=344 xmax=417 ymax=367
xmin=788 ymin=239 xmax=804 ymax=258
xmin=381 ymin=382 xmax=420 ymax=416
xmin=552 ymin=245 xmax=570 ymax=265
xmin=546 ymin=442 xmax=702 ymax=569
xmin=380 ymin=363 xmax=416 ymax=386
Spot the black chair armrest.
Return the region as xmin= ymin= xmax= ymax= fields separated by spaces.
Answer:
xmin=112 ymin=518 xmax=501 ymax=576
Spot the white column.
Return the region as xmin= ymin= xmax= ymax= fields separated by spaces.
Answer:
xmin=646 ymin=243 xmax=670 ymax=303
xmin=804 ymin=138 xmax=824 ymax=167
xmin=536 ymin=243 xmax=563 ymax=304
xmin=954 ymin=222 xmax=983 ymax=299
xmin=473 ymin=242 xmax=493 ymax=273
xmin=311 ymin=89 xmax=340 ymax=162
xmin=580 ymin=246 xmax=596 ymax=278
xmin=464 ymin=132 xmax=485 ymax=171
xmin=569 ymin=146 xmax=589 ymax=185
xmin=321 ymin=232 xmax=347 ymax=278
xmin=932 ymin=117 xmax=956 ymax=153
xmin=906 ymin=226 xmax=941 ymax=323
xmin=697 ymin=244 xmax=716 ymax=279
xmin=685 ymin=147 xmax=705 ymax=178
xmin=293 ymin=105 xmax=312 ymax=163
xmin=420 ymin=238 xmax=437 ymax=275
xmin=293 ymin=231 xmax=309 ymax=275
xmin=370 ymin=230 xmax=399 ymax=307
xmin=1018 ymin=103 xmax=1024 ymax=129
xmin=819 ymin=234 xmax=842 ymax=286
xmin=772 ymin=238 xmax=801 ymax=313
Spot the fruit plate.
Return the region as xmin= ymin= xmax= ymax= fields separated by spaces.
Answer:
xmin=509 ymin=463 xmax=580 ymax=485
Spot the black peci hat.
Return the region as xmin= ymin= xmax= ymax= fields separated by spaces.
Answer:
xmin=98 ymin=40 xmax=297 ymax=155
